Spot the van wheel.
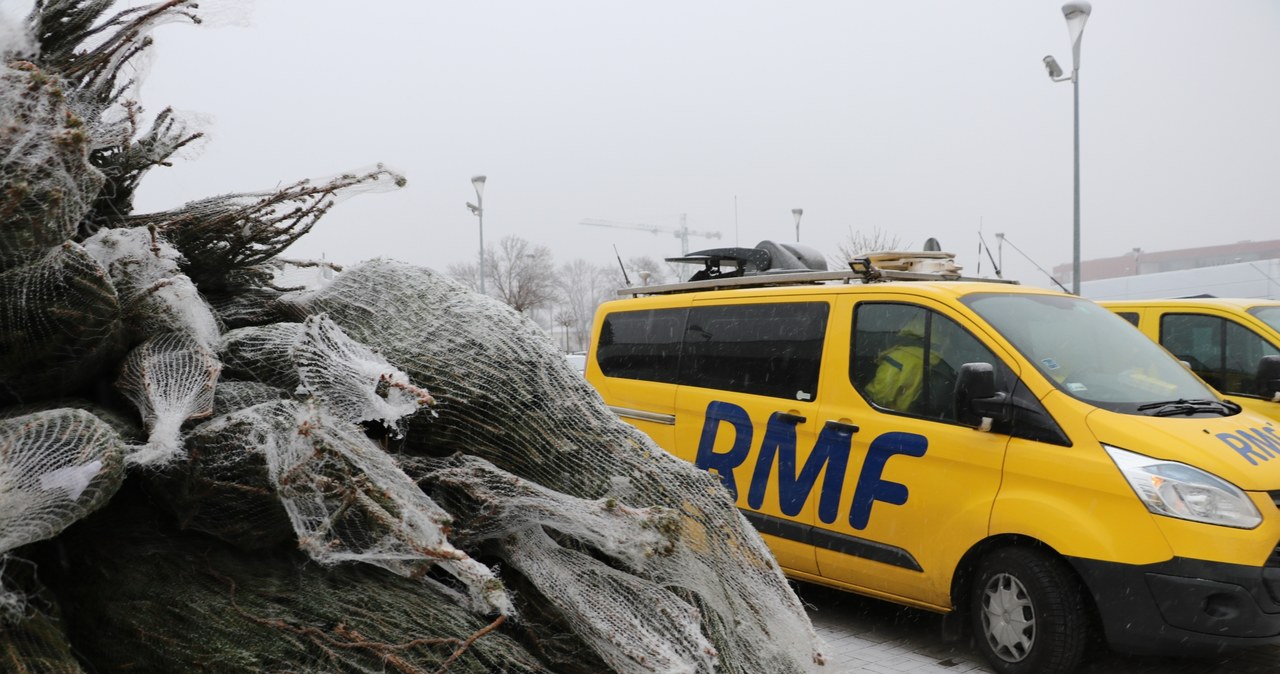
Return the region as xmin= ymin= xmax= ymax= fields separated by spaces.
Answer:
xmin=970 ymin=547 xmax=1090 ymax=674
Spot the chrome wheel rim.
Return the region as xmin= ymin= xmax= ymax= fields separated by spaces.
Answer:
xmin=980 ymin=572 xmax=1036 ymax=663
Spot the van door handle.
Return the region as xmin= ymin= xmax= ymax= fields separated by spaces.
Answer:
xmin=823 ymin=420 xmax=860 ymax=434
xmin=775 ymin=412 xmax=807 ymax=425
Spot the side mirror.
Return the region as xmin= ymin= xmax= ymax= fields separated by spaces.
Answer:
xmin=956 ymin=362 xmax=1010 ymax=430
xmin=1256 ymin=355 xmax=1280 ymax=401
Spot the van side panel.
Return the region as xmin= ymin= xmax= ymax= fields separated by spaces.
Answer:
xmin=812 ymin=294 xmax=1011 ymax=608
xmin=990 ymin=393 xmax=1172 ymax=565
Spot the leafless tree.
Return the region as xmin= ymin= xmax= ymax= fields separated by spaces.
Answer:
xmin=833 ymin=226 xmax=908 ymax=267
xmin=487 ymin=235 xmax=558 ymax=313
xmin=553 ymin=309 xmax=576 ymax=352
xmin=445 ymin=260 xmax=482 ymax=293
xmin=448 ymin=236 xmax=556 ymax=312
xmin=556 ymin=258 xmax=618 ymax=351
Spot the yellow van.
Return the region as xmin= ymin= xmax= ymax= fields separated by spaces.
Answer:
xmin=584 ymin=247 xmax=1280 ymax=674
xmin=1102 ymin=298 xmax=1280 ymax=422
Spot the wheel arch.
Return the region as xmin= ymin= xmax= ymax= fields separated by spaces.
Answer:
xmin=949 ymin=534 xmax=1101 ymax=631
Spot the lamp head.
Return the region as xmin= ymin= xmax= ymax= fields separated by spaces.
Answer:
xmin=471 ymin=174 xmax=487 ymax=197
xmin=792 ymin=208 xmax=803 ymax=224
xmin=1043 ymin=55 xmax=1063 ymax=79
xmin=1062 ymin=1 xmax=1092 ymax=69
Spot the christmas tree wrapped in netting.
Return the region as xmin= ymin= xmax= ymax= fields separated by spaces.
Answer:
xmin=0 ymin=1 xmax=826 ymax=672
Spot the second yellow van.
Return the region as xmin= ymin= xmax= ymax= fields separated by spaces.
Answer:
xmin=1102 ymin=298 xmax=1280 ymax=422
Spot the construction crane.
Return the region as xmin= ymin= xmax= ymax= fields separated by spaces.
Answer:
xmin=580 ymin=214 xmax=721 ymax=255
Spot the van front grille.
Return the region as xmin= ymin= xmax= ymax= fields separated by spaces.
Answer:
xmin=1269 ymin=490 xmax=1280 ymax=510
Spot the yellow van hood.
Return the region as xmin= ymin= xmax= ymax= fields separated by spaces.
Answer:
xmin=1086 ymin=408 xmax=1280 ymax=491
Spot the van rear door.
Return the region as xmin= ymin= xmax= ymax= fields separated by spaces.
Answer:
xmin=672 ymin=297 xmax=832 ymax=576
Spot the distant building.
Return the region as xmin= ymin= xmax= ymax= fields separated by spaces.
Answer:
xmin=1054 ymin=240 xmax=1280 ymax=300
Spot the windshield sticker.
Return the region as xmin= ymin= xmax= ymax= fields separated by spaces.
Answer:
xmin=1216 ymin=426 xmax=1280 ymax=466
xmin=1066 ymin=382 xmax=1087 ymax=393
xmin=1041 ymin=358 xmax=1060 ymax=371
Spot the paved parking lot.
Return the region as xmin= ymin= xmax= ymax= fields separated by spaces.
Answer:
xmin=797 ymin=582 xmax=1280 ymax=673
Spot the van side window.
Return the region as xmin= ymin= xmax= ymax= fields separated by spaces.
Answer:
xmin=851 ymin=303 xmax=1003 ymax=423
xmin=681 ymin=302 xmax=828 ymax=400
xmin=1159 ymin=314 xmax=1280 ymax=396
xmin=597 ymin=308 xmax=687 ymax=383
xmin=1115 ymin=312 xmax=1140 ymax=327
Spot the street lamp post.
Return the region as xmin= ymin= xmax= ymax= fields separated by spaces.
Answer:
xmin=792 ymin=208 xmax=804 ymax=242
xmin=466 ymin=175 xmax=487 ymax=294
xmin=1043 ymin=2 xmax=1092 ymax=295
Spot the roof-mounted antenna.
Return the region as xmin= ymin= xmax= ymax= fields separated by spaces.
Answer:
xmin=977 ymin=231 xmax=1002 ymax=278
xmin=998 ymin=234 xmax=1068 ymax=293
xmin=613 ymin=245 xmax=631 ymax=286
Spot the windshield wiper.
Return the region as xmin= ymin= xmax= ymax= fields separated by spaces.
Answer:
xmin=1135 ymin=398 xmax=1241 ymax=417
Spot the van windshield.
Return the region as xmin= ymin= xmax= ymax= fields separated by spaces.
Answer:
xmin=1246 ymin=306 xmax=1280 ymax=336
xmin=962 ymin=293 xmax=1228 ymax=415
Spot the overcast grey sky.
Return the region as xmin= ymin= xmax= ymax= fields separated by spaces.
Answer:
xmin=7 ymin=0 xmax=1280 ymax=289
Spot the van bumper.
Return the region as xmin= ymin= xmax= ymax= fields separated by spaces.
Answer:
xmin=1070 ymin=555 xmax=1280 ymax=655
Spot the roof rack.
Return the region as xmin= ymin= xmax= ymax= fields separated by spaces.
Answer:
xmin=618 ymin=243 xmax=1018 ymax=297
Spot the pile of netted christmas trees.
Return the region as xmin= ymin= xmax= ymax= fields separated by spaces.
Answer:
xmin=0 ymin=2 xmax=824 ymax=672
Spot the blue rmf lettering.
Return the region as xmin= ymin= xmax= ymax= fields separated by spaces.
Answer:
xmin=747 ymin=412 xmax=853 ymax=523
xmin=1217 ymin=427 xmax=1280 ymax=466
xmin=695 ymin=401 xmax=927 ymax=529
xmin=695 ymin=401 xmax=754 ymax=498
xmin=848 ymin=432 xmax=929 ymax=531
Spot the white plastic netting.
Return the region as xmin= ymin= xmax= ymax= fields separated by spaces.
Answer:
xmin=115 ymin=331 xmax=220 ymax=465
xmin=0 ymin=1 xmax=828 ymax=671
xmin=0 ymin=409 xmax=126 ymax=618
xmin=46 ymin=503 xmax=549 ymax=674
xmin=0 ymin=62 xmax=104 ymax=268
xmin=82 ymin=225 xmax=222 ymax=348
xmin=0 ymin=242 xmax=122 ymax=403
xmin=170 ymin=399 xmax=511 ymax=616
xmin=218 ymin=313 xmax=434 ymax=431
xmin=282 ymin=260 xmax=825 ymax=673
xmin=420 ymin=454 xmax=718 ymax=673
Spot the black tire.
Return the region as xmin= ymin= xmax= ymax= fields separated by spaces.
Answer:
xmin=969 ymin=546 xmax=1092 ymax=674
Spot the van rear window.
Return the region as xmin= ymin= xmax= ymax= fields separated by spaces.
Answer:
xmin=597 ymin=308 xmax=687 ymax=384
xmin=596 ymin=302 xmax=828 ymax=400
xmin=682 ymin=303 xmax=828 ymax=400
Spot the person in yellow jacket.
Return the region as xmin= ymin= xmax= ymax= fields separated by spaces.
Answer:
xmin=865 ymin=314 xmax=944 ymax=413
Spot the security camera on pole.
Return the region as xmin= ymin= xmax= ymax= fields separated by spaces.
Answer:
xmin=1043 ymin=2 xmax=1092 ymax=295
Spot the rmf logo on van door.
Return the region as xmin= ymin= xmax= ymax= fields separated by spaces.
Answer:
xmin=695 ymin=401 xmax=928 ymax=530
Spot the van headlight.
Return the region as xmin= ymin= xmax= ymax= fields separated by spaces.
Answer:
xmin=1105 ymin=445 xmax=1262 ymax=529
